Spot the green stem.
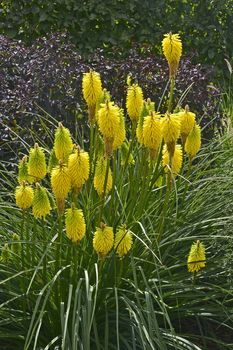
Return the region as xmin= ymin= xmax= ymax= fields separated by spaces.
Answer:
xmin=181 ymin=158 xmax=192 ymax=208
xmin=157 ymin=76 xmax=176 ymax=244
xmin=55 ymin=215 xmax=63 ymax=305
xmin=32 ymin=217 xmax=37 ymax=266
xmin=149 ymin=141 xmax=164 ymax=191
xmin=24 ymin=210 xmax=30 ymax=266
xmin=110 ymin=151 xmax=117 ymax=219
xmin=168 ymin=78 xmax=175 ymax=113
xmin=134 ymin=148 xmax=149 ymax=218
xmin=89 ymin=123 xmax=95 ymax=168
xmin=21 ymin=210 xmax=25 ymax=270
xmin=98 ymin=157 xmax=110 ymax=224
xmin=116 ymin=122 xmax=136 ymax=215
xmin=42 ymin=218 xmax=47 ymax=284
xmin=72 ymin=244 xmax=78 ymax=286
xmin=157 ymin=172 xmax=171 ymax=244
xmin=123 ymin=122 xmax=136 ymax=172
xmin=20 ymin=210 xmax=26 ymax=314
xmin=117 ymin=259 xmax=123 ymax=287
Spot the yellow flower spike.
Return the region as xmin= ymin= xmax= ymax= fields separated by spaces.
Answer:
xmin=32 ymin=183 xmax=51 ymax=219
xmin=65 ymin=204 xmax=86 ymax=243
xmin=28 ymin=143 xmax=47 ymax=182
xmin=179 ymin=105 xmax=196 ymax=143
xmin=112 ymin=109 xmax=126 ymax=151
xmin=96 ymin=88 xmax=111 ymax=113
xmin=15 ymin=181 xmax=34 ymax=210
xmin=93 ymin=223 xmax=114 ymax=258
xmin=94 ymin=157 xmax=112 ymax=196
xmin=162 ymin=32 xmax=182 ymax=77
xmin=47 ymin=148 xmax=58 ymax=174
xmin=185 ymin=123 xmax=201 ymax=160
xmin=161 ymin=113 xmax=181 ymax=156
xmin=51 ymin=161 xmax=71 ymax=214
xmin=68 ymin=146 xmax=90 ymax=191
xmin=126 ymin=83 xmax=144 ymax=122
xmin=0 ymin=244 xmax=11 ymax=263
xmin=136 ymin=99 xmax=155 ymax=145
xmin=54 ymin=123 xmax=73 ymax=163
xmin=187 ymin=240 xmax=206 ymax=273
xmin=11 ymin=233 xmax=21 ymax=255
xmin=137 ymin=102 xmax=147 ymax=145
xmin=18 ymin=155 xmax=30 ymax=184
xmin=143 ymin=111 xmax=162 ymax=153
xmin=98 ymin=101 xmax=120 ymax=140
xmin=114 ymin=225 xmax=133 ymax=258
xmin=162 ymin=144 xmax=183 ymax=175
xmin=82 ymin=70 xmax=102 ymax=106
xmin=82 ymin=70 xmax=102 ymax=123
xmin=126 ymin=73 xmax=132 ymax=87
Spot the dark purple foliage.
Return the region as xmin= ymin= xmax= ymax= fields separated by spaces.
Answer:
xmin=0 ymin=32 xmax=221 ymax=161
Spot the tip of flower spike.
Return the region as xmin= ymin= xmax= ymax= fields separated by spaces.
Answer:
xmin=100 ymin=222 xmax=106 ymax=230
xmin=22 ymin=155 xmax=28 ymax=163
xmin=72 ymin=144 xmax=80 ymax=151
xmin=71 ymin=202 xmax=76 ymax=210
xmin=126 ymin=74 xmax=132 ymax=86
xmin=34 ymin=143 xmax=39 ymax=149
xmin=35 ymin=182 xmax=41 ymax=189
xmin=185 ymin=105 xmax=189 ymax=112
xmin=149 ymin=110 xmax=154 ymax=116
xmin=58 ymin=122 xmax=63 ymax=129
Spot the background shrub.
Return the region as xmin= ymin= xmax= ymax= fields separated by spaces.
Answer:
xmin=0 ymin=33 xmax=221 ymax=163
xmin=0 ymin=0 xmax=232 ymax=66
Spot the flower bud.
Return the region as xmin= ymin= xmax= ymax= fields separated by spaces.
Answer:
xmin=94 ymin=158 xmax=112 ymax=196
xmin=126 ymin=84 xmax=143 ymax=122
xmin=162 ymin=144 xmax=183 ymax=175
xmin=18 ymin=155 xmax=30 ymax=184
xmin=93 ymin=223 xmax=114 ymax=258
xmin=28 ymin=143 xmax=47 ymax=182
xmin=54 ymin=123 xmax=73 ymax=163
xmin=51 ymin=162 xmax=71 ymax=214
xmin=162 ymin=32 xmax=182 ymax=77
xmin=68 ymin=146 xmax=90 ymax=192
xmin=143 ymin=112 xmax=162 ymax=153
xmin=65 ymin=204 xmax=86 ymax=243
xmin=187 ymin=240 xmax=206 ymax=273
xmin=185 ymin=123 xmax=201 ymax=160
xmin=33 ymin=183 xmax=51 ymax=219
xmin=15 ymin=181 xmax=34 ymax=210
xmin=114 ymin=226 xmax=133 ymax=258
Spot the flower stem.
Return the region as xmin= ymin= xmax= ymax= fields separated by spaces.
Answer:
xmin=157 ymin=76 xmax=176 ymax=244
xmin=42 ymin=218 xmax=47 ymax=284
xmin=168 ymin=77 xmax=175 ymax=113
xmin=98 ymin=157 xmax=110 ymax=224
xmin=55 ymin=215 xmax=63 ymax=304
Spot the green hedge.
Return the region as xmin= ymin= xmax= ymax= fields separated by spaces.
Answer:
xmin=1 ymin=0 xmax=232 ymax=64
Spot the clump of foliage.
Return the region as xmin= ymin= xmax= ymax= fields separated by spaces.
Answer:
xmin=1 ymin=0 xmax=232 ymax=65
xmin=0 ymin=33 xmax=233 ymax=350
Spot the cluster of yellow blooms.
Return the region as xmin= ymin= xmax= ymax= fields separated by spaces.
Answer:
xmin=14 ymin=33 xmax=206 ymax=271
xmin=93 ymin=224 xmax=132 ymax=258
